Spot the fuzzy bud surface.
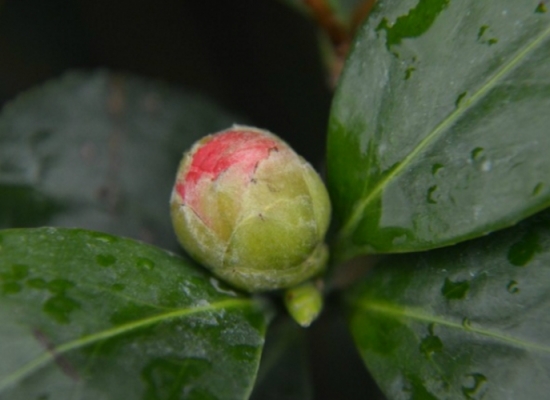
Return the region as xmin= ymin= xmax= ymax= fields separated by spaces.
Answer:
xmin=170 ymin=126 xmax=331 ymax=292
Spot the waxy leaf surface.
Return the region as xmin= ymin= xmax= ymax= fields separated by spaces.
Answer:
xmin=328 ymin=0 xmax=550 ymax=259
xmin=0 ymin=228 xmax=269 ymax=400
xmin=345 ymin=211 xmax=550 ymax=399
xmin=0 ymin=71 xmax=236 ymax=251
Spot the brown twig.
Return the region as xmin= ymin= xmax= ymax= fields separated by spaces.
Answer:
xmin=303 ymin=0 xmax=378 ymax=87
xmin=350 ymin=0 xmax=377 ymax=35
xmin=303 ymin=0 xmax=350 ymax=51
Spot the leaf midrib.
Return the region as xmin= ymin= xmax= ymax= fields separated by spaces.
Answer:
xmin=358 ymin=300 xmax=550 ymax=353
xmin=0 ymin=298 xmax=254 ymax=392
xmin=338 ymin=23 xmax=550 ymax=242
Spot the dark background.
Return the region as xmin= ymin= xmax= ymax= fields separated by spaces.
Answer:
xmin=0 ymin=0 xmax=331 ymax=166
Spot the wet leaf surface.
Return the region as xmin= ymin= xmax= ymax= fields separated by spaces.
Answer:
xmin=345 ymin=210 xmax=550 ymax=399
xmin=0 ymin=228 xmax=269 ymax=400
xmin=328 ymin=0 xmax=550 ymax=259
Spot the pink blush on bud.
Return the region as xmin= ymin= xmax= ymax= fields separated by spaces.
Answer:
xmin=177 ymin=129 xmax=280 ymax=204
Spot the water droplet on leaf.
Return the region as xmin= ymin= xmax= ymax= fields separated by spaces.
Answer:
xmin=532 ymin=182 xmax=543 ymax=196
xmin=477 ymin=25 xmax=489 ymax=40
xmin=431 ymin=163 xmax=444 ymax=175
xmin=137 ymin=257 xmax=155 ymax=270
xmin=27 ymin=278 xmax=48 ymax=289
xmin=506 ymin=280 xmax=519 ymax=294
xmin=112 ymin=283 xmax=125 ymax=291
xmin=43 ymin=294 xmax=81 ymax=324
xmin=441 ymin=278 xmax=469 ymax=300
xmin=47 ymin=279 xmax=75 ymax=294
xmin=507 ymin=231 xmax=540 ymax=266
xmin=404 ymin=66 xmax=416 ymax=80
xmin=419 ymin=334 xmax=443 ymax=358
xmin=2 ymin=281 xmax=22 ymax=295
xmin=96 ymin=254 xmax=117 ymax=267
xmin=462 ymin=373 xmax=487 ymax=399
xmin=455 ymin=92 xmax=467 ymax=107
xmin=471 ymin=147 xmax=484 ymax=160
xmin=427 ymin=185 xmax=438 ymax=204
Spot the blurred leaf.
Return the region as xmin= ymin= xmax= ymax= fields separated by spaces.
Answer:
xmin=308 ymin=301 xmax=386 ymax=400
xmin=278 ymin=0 xmax=372 ymax=28
xmin=250 ymin=317 xmax=312 ymax=400
xmin=0 ymin=227 xmax=269 ymax=400
xmin=345 ymin=210 xmax=550 ymax=399
xmin=328 ymin=0 xmax=550 ymax=259
xmin=0 ymin=71 xmax=237 ymax=251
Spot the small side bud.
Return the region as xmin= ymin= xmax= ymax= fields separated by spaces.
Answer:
xmin=284 ymin=280 xmax=324 ymax=327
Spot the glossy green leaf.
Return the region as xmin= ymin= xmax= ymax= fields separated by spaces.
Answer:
xmin=345 ymin=210 xmax=550 ymax=399
xmin=0 ymin=228 xmax=270 ymax=400
xmin=0 ymin=71 xmax=237 ymax=251
xmin=328 ymin=0 xmax=550 ymax=259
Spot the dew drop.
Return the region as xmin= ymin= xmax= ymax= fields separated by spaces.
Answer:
xmin=1 ymin=264 xmax=30 ymax=281
xmin=427 ymin=185 xmax=438 ymax=204
xmin=96 ymin=254 xmax=117 ymax=267
xmin=27 ymin=277 xmax=48 ymax=289
xmin=404 ymin=66 xmax=416 ymax=80
xmin=441 ymin=278 xmax=469 ymax=300
xmin=90 ymin=232 xmax=117 ymax=244
xmin=470 ymin=148 xmax=492 ymax=172
xmin=431 ymin=163 xmax=444 ymax=176
xmin=471 ymin=147 xmax=484 ymax=160
xmin=506 ymin=280 xmax=519 ymax=294
xmin=111 ymin=283 xmax=125 ymax=291
xmin=477 ymin=25 xmax=489 ymax=40
xmin=11 ymin=264 xmax=29 ymax=280
xmin=462 ymin=317 xmax=472 ymax=329
xmin=462 ymin=373 xmax=487 ymax=398
xmin=507 ymin=231 xmax=540 ymax=266
xmin=455 ymin=92 xmax=467 ymax=107
xmin=43 ymin=294 xmax=81 ymax=324
xmin=532 ymin=182 xmax=543 ymax=196
xmin=47 ymin=279 xmax=75 ymax=294
xmin=480 ymin=160 xmax=492 ymax=172
xmin=136 ymin=257 xmax=155 ymax=270
xmin=2 ymin=281 xmax=22 ymax=295
xmin=419 ymin=334 xmax=443 ymax=358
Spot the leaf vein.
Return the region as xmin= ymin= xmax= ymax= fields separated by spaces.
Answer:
xmin=340 ymin=23 xmax=550 ymax=243
xmin=0 ymin=298 xmax=253 ymax=392
xmin=359 ymin=301 xmax=550 ymax=353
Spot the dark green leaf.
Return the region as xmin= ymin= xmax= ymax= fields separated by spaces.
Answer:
xmin=0 ymin=71 xmax=237 ymax=251
xmin=0 ymin=228 xmax=270 ymax=400
xmin=250 ymin=317 xmax=312 ymax=400
xmin=345 ymin=210 xmax=550 ymax=399
xmin=328 ymin=0 xmax=550 ymax=259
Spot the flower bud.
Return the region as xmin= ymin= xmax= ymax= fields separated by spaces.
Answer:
xmin=170 ymin=125 xmax=331 ymax=292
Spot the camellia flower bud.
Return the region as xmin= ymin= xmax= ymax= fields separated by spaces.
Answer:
xmin=170 ymin=125 xmax=331 ymax=292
